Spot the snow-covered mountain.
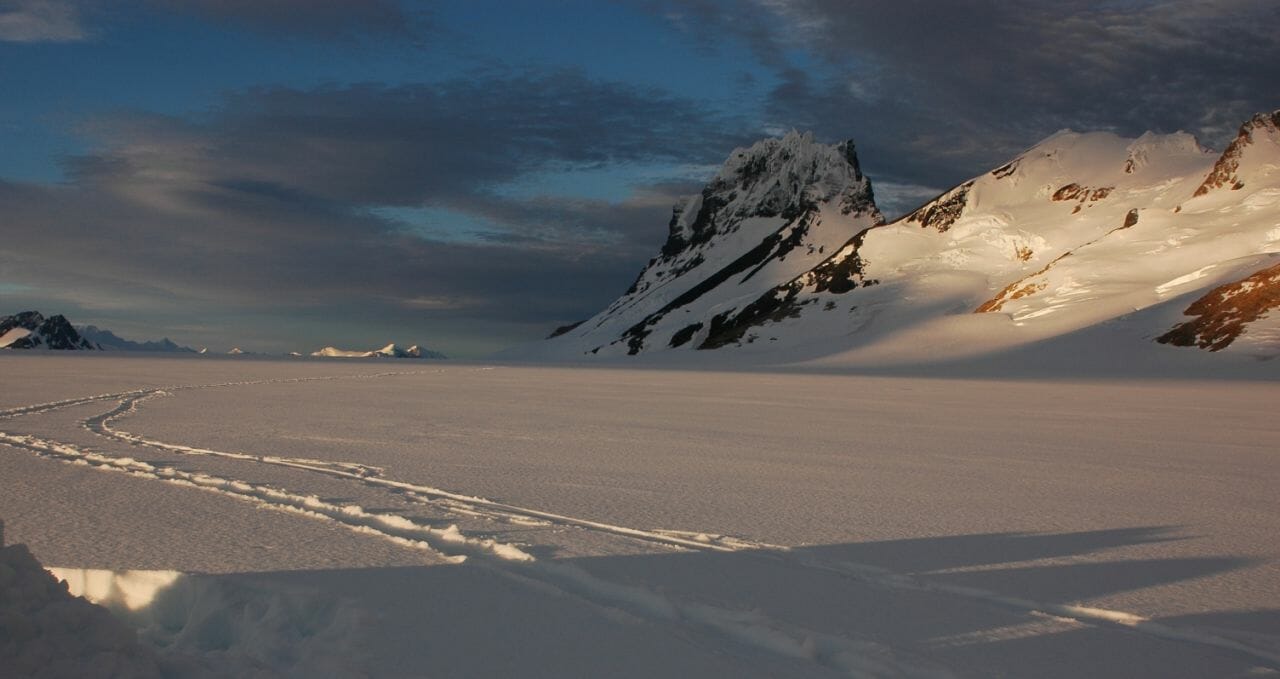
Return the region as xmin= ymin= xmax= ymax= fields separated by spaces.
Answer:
xmin=0 ymin=312 xmax=98 ymax=350
xmin=311 ymin=343 xmax=445 ymax=359
xmin=77 ymin=325 xmax=197 ymax=353
xmin=528 ymin=111 xmax=1280 ymax=365
xmin=540 ymin=131 xmax=883 ymax=356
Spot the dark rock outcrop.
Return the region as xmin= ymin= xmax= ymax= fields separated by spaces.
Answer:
xmin=0 ymin=312 xmax=98 ymax=350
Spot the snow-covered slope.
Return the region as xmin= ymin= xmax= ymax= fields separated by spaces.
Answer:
xmin=311 ymin=343 xmax=445 ymax=359
xmin=0 ymin=312 xmax=98 ymax=350
xmin=536 ymin=131 xmax=883 ymax=357
xmin=525 ymin=110 xmax=1280 ymax=365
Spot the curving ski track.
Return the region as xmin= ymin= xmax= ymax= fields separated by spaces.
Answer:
xmin=1 ymin=369 xmax=1277 ymax=675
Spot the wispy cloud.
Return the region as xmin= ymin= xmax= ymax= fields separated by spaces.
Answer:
xmin=0 ymin=68 xmax=745 ymax=351
xmin=147 ymin=0 xmax=425 ymax=41
xmin=0 ymin=0 xmax=85 ymax=42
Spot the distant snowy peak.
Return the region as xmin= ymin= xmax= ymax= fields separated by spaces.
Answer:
xmin=311 ymin=343 xmax=445 ymax=359
xmin=0 ymin=311 xmax=98 ymax=350
xmin=399 ymin=344 xmax=444 ymax=359
xmin=545 ymin=131 xmax=883 ymax=356
xmin=374 ymin=343 xmax=445 ymax=359
xmin=78 ymin=325 xmax=196 ymax=353
xmin=1124 ymin=131 xmax=1210 ymax=175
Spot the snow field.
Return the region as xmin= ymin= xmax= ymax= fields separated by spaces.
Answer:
xmin=1 ymin=355 xmax=1279 ymax=677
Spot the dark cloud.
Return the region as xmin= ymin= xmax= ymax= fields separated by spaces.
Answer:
xmin=1 ymin=71 xmax=739 ymax=354
xmin=644 ymin=0 xmax=1280 ymax=189
xmin=146 ymin=0 xmax=421 ymax=40
xmin=70 ymin=73 xmax=744 ymax=209
xmin=0 ymin=173 xmax=667 ymax=353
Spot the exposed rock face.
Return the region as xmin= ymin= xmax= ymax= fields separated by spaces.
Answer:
xmin=901 ymin=181 xmax=972 ymax=232
xmin=975 ymin=256 xmax=1064 ymax=314
xmin=697 ymin=226 xmax=881 ymax=350
xmin=0 ymin=312 xmax=98 ymax=350
xmin=1194 ymin=110 xmax=1280 ymax=196
xmin=1157 ymin=262 xmax=1280 ymax=351
xmin=546 ymin=321 xmax=584 ymax=339
xmin=550 ymin=130 xmax=883 ymax=356
xmin=626 ymin=131 xmax=882 ymax=300
xmin=1052 ymin=183 xmax=1113 ymax=204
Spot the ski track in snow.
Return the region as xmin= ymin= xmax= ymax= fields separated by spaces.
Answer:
xmin=0 ymin=378 xmax=951 ymax=677
xmin=2 ymin=370 xmax=1278 ymax=675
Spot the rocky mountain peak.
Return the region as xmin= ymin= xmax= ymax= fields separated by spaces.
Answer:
xmin=0 ymin=311 xmax=98 ymax=350
xmin=1194 ymin=109 xmax=1280 ymax=197
xmin=709 ymin=130 xmax=877 ymax=218
xmin=658 ymin=132 xmax=880 ymax=263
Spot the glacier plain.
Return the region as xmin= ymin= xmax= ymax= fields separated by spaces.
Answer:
xmin=2 ymin=353 xmax=1278 ymax=677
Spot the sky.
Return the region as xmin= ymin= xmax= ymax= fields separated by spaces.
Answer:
xmin=1 ymin=0 xmax=1277 ymax=356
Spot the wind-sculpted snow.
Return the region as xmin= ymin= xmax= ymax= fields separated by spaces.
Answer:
xmin=0 ymin=541 xmax=164 ymax=678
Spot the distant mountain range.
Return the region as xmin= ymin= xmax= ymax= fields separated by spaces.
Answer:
xmin=311 ymin=343 xmax=445 ymax=359
xmin=520 ymin=110 xmax=1280 ymax=367
xmin=2 ymin=311 xmax=444 ymax=359
xmin=77 ymin=325 xmax=198 ymax=353
xmin=0 ymin=312 xmax=205 ymax=353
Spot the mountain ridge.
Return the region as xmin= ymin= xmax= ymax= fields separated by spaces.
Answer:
xmin=523 ymin=109 xmax=1280 ymax=366
xmin=0 ymin=312 xmax=98 ymax=351
xmin=77 ymin=325 xmax=197 ymax=353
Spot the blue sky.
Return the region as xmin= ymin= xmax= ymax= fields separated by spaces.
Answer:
xmin=1 ymin=0 xmax=1277 ymax=355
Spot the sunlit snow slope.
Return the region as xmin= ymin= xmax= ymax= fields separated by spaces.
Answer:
xmin=528 ymin=111 xmax=1280 ymax=366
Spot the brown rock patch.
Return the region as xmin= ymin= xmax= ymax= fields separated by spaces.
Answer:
xmin=1194 ymin=111 xmax=1280 ymax=197
xmin=1157 ymin=262 xmax=1280 ymax=351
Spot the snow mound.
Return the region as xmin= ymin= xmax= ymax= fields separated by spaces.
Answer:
xmin=0 ymin=541 xmax=164 ymax=679
xmin=54 ymin=568 xmax=369 ymax=678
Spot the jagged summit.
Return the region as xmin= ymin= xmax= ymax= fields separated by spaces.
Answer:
xmin=1194 ymin=109 xmax=1280 ymax=197
xmin=659 ymin=131 xmax=880 ymax=262
xmin=0 ymin=311 xmax=98 ymax=350
xmin=536 ymin=131 xmax=883 ymax=357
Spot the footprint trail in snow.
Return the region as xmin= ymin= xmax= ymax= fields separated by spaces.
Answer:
xmin=1 ymin=368 xmax=1277 ymax=677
